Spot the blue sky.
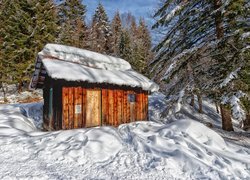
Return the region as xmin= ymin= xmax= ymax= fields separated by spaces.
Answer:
xmin=84 ymin=0 xmax=157 ymax=26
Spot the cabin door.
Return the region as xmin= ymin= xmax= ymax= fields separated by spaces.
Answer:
xmin=85 ymin=89 xmax=101 ymax=127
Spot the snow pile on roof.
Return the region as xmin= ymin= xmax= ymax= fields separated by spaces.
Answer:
xmin=42 ymin=59 xmax=159 ymax=91
xmin=32 ymin=44 xmax=159 ymax=92
xmin=0 ymin=101 xmax=250 ymax=179
xmin=39 ymin=44 xmax=131 ymax=71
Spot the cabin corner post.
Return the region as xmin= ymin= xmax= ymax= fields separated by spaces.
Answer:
xmin=48 ymin=87 xmax=53 ymax=130
xmin=146 ymin=91 xmax=149 ymax=121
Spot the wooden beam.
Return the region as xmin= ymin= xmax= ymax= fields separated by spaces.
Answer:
xmin=62 ymin=87 xmax=69 ymax=129
xmin=68 ymin=88 xmax=74 ymax=129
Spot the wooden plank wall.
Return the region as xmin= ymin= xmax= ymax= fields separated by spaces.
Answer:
xmin=59 ymin=87 xmax=149 ymax=130
xmin=62 ymin=87 xmax=69 ymax=129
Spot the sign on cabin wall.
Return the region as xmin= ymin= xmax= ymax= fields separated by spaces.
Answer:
xmin=86 ymin=89 xmax=101 ymax=127
xmin=75 ymin=105 xmax=82 ymax=114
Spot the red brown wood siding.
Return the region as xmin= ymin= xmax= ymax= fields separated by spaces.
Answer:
xmin=47 ymin=85 xmax=149 ymax=130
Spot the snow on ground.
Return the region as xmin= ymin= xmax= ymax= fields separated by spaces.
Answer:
xmin=0 ymin=93 xmax=250 ymax=179
xmin=0 ymin=87 xmax=43 ymax=104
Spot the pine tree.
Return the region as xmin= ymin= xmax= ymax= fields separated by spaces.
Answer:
xmin=31 ymin=0 xmax=59 ymax=55
xmin=89 ymin=3 xmax=112 ymax=54
xmin=58 ymin=0 xmax=88 ymax=48
xmin=130 ymin=16 xmax=138 ymax=37
xmin=152 ymin=0 xmax=249 ymax=130
xmin=0 ymin=0 xmax=59 ymax=90
xmin=136 ymin=18 xmax=153 ymax=74
xmin=111 ymin=11 xmax=122 ymax=55
xmin=118 ymin=30 xmax=132 ymax=62
xmin=0 ymin=0 xmax=34 ymax=88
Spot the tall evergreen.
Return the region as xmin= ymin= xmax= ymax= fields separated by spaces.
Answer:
xmin=58 ymin=0 xmax=88 ymax=48
xmin=135 ymin=18 xmax=153 ymax=74
xmin=89 ymin=3 xmax=112 ymax=54
xmin=111 ymin=11 xmax=122 ymax=55
xmin=0 ymin=0 xmax=58 ymax=89
xmin=152 ymin=0 xmax=250 ymax=129
xmin=118 ymin=30 xmax=132 ymax=62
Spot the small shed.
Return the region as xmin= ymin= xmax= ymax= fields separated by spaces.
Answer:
xmin=30 ymin=44 xmax=159 ymax=130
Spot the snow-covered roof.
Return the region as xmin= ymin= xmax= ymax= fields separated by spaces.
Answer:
xmin=39 ymin=44 xmax=132 ymax=71
xmin=30 ymin=44 xmax=159 ymax=92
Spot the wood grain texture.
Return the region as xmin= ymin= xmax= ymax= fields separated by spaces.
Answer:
xmin=86 ymin=89 xmax=101 ymax=127
xmin=74 ymin=87 xmax=83 ymax=128
xmin=123 ymin=91 xmax=128 ymax=123
xmin=62 ymin=87 xmax=69 ymax=129
xmin=82 ymin=88 xmax=87 ymax=127
xmin=44 ymin=75 xmax=150 ymax=130
xmin=108 ymin=90 xmax=114 ymax=126
xmin=117 ymin=90 xmax=123 ymax=125
xmin=145 ymin=92 xmax=148 ymax=120
xmin=68 ymin=88 xmax=74 ymax=129
xmin=101 ymin=89 xmax=108 ymax=125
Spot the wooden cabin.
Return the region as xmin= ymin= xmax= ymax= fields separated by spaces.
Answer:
xmin=30 ymin=44 xmax=159 ymax=130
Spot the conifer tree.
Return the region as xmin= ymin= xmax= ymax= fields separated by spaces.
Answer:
xmin=0 ymin=0 xmax=58 ymax=90
xmin=136 ymin=18 xmax=153 ymax=74
xmin=89 ymin=3 xmax=112 ymax=54
xmin=152 ymin=0 xmax=249 ymax=129
xmin=31 ymin=0 xmax=59 ymax=54
xmin=119 ymin=30 xmax=132 ymax=62
xmin=58 ymin=0 xmax=88 ymax=48
xmin=113 ymin=13 xmax=153 ymax=75
xmin=111 ymin=11 xmax=122 ymax=55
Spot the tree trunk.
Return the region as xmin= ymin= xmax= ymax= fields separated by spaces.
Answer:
xmin=190 ymin=93 xmax=195 ymax=107
xmin=215 ymin=102 xmax=219 ymax=114
xmin=243 ymin=114 xmax=250 ymax=130
xmin=213 ymin=0 xmax=224 ymax=39
xmin=197 ymin=93 xmax=203 ymax=113
xmin=220 ymin=104 xmax=234 ymax=131
xmin=18 ymin=80 xmax=23 ymax=93
xmin=0 ymin=82 xmax=7 ymax=102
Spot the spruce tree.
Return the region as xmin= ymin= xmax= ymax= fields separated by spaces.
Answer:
xmin=58 ymin=0 xmax=88 ymax=48
xmin=111 ymin=11 xmax=122 ymax=55
xmin=118 ymin=30 xmax=132 ymax=62
xmin=0 ymin=0 xmax=59 ymax=90
xmin=89 ymin=3 xmax=112 ymax=54
xmin=136 ymin=18 xmax=153 ymax=75
xmin=152 ymin=0 xmax=250 ymax=129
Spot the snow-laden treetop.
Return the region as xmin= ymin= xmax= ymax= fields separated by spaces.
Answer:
xmin=31 ymin=44 xmax=159 ymax=92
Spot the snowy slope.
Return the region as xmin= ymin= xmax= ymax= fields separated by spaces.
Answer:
xmin=0 ymin=95 xmax=250 ymax=179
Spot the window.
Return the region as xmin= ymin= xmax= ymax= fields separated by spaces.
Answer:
xmin=128 ymin=94 xmax=136 ymax=103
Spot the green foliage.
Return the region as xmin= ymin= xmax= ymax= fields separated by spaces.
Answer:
xmin=118 ymin=30 xmax=132 ymax=62
xmin=241 ymin=96 xmax=250 ymax=113
xmin=89 ymin=3 xmax=112 ymax=54
xmin=58 ymin=0 xmax=88 ymax=48
xmin=151 ymin=0 xmax=250 ymax=97
xmin=111 ymin=11 xmax=122 ymax=55
xmin=0 ymin=0 xmax=58 ymax=86
xmin=0 ymin=1 xmax=153 ymax=89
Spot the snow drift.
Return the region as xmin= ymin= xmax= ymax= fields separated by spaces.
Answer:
xmin=0 ymin=101 xmax=249 ymax=179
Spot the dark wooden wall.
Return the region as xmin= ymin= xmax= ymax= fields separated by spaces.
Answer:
xmin=43 ymin=78 xmax=149 ymax=130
